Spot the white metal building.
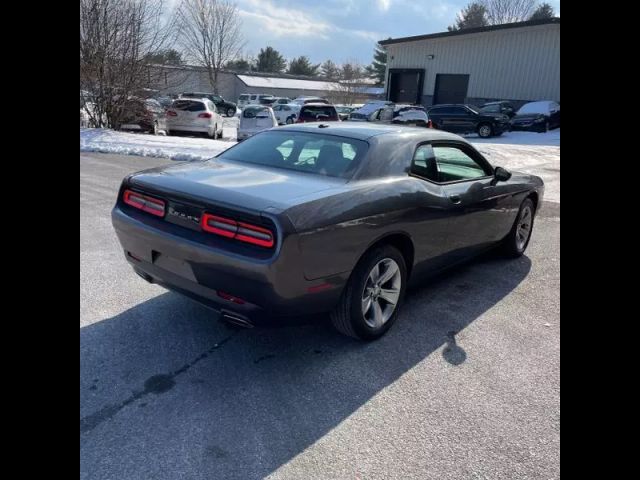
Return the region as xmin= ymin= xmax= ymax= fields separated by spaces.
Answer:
xmin=380 ymin=18 xmax=560 ymax=108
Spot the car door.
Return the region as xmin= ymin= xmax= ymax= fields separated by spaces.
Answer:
xmin=416 ymin=142 xmax=516 ymax=259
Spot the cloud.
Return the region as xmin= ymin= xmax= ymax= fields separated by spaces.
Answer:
xmin=378 ymin=0 xmax=392 ymax=11
xmin=238 ymin=0 xmax=332 ymax=39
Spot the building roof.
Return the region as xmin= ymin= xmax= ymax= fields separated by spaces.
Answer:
xmin=237 ymin=74 xmax=340 ymax=91
xmin=379 ymin=17 xmax=559 ymax=46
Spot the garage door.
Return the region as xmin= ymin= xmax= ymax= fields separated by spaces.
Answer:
xmin=433 ymin=74 xmax=470 ymax=104
xmin=388 ymin=69 xmax=424 ymax=104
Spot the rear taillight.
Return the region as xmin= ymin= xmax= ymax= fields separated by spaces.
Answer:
xmin=166 ymin=110 xmax=177 ymax=117
xmin=201 ymin=213 xmax=274 ymax=248
xmin=198 ymin=112 xmax=212 ymax=118
xmin=123 ymin=189 xmax=165 ymax=217
xmin=427 ymin=120 xmax=433 ymax=128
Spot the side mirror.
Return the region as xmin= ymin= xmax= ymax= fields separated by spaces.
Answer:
xmin=494 ymin=166 xmax=512 ymax=182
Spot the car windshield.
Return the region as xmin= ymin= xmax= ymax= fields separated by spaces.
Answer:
xmin=300 ymin=106 xmax=337 ymax=120
xmin=217 ymin=131 xmax=369 ymax=178
xmin=171 ymin=100 xmax=206 ymax=111
xmin=243 ymin=106 xmax=269 ymax=118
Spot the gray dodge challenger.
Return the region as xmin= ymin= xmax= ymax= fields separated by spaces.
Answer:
xmin=112 ymin=123 xmax=544 ymax=340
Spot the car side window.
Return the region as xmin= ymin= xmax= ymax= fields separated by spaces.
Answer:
xmin=412 ymin=144 xmax=490 ymax=183
xmin=433 ymin=146 xmax=488 ymax=182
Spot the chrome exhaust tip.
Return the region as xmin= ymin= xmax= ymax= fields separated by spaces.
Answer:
xmin=220 ymin=311 xmax=254 ymax=328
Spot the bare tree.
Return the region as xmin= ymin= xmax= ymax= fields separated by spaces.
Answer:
xmin=80 ymin=0 xmax=176 ymax=128
xmin=329 ymin=60 xmax=367 ymax=105
xmin=481 ymin=0 xmax=537 ymax=24
xmin=176 ymin=0 xmax=244 ymax=93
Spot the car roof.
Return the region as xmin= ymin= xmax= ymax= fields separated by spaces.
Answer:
xmin=300 ymin=103 xmax=335 ymax=107
xmin=482 ymin=101 xmax=510 ymax=105
xmin=428 ymin=103 xmax=470 ymax=108
xmin=277 ymin=122 xmax=462 ymax=141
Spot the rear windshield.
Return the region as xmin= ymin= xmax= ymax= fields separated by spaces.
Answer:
xmin=517 ymin=102 xmax=552 ymax=114
xmin=239 ymin=94 xmax=250 ymax=100
xmin=300 ymin=105 xmax=338 ymax=120
xmin=243 ymin=106 xmax=269 ymax=118
xmin=217 ymin=131 xmax=368 ymax=178
xmin=171 ymin=100 xmax=205 ymax=112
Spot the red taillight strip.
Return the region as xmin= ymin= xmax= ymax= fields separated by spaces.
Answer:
xmin=123 ymin=189 xmax=165 ymax=217
xmin=201 ymin=213 xmax=274 ymax=248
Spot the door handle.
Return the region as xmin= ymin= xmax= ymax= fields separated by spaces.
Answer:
xmin=449 ymin=194 xmax=461 ymax=204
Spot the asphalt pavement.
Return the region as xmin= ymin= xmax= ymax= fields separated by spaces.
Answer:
xmin=80 ymin=152 xmax=560 ymax=480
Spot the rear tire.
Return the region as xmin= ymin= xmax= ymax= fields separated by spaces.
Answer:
xmin=210 ymin=124 xmax=218 ymax=139
xmin=501 ymin=198 xmax=535 ymax=257
xmin=330 ymin=245 xmax=407 ymax=341
xmin=286 ymin=116 xmax=294 ymax=125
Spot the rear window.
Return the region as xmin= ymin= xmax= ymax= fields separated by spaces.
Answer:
xmin=217 ymin=131 xmax=368 ymax=178
xmin=239 ymin=94 xmax=250 ymax=100
xmin=243 ymin=106 xmax=269 ymax=118
xmin=517 ymin=102 xmax=551 ymax=114
xmin=300 ymin=105 xmax=338 ymax=120
xmin=171 ymin=100 xmax=205 ymax=112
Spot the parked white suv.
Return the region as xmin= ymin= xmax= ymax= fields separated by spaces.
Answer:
xmin=166 ymin=98 xmax=224 ymax=139
xmin=237 ymin=105 xmax=278 ymax=141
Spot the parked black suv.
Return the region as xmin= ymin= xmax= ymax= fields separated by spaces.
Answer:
xmin=180 ymin=92 xmax=237 ymax=117
xmin=427 ymin=104 xmax=509 ymax=138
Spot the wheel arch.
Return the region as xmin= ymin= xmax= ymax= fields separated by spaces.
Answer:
xmin=358 ymin=232 xmax=415 ymax=280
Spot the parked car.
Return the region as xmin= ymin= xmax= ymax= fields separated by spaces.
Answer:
xmin=272 ymin=97 xmax=292 ymax=105
xmin=180 ymin=92 xmax=237 ymax=117
xmin=335 ymin=105 xmax=357 ymax=121
xmin=119 ymin=98 xmax=167 ymax=134
xmin=155 ymin=96 xmax=175 ymax=109
xmin=292 ymin=96 xmax=330 ymax=105
xmin=296 ymin=103 xmax=340 ymax=123
xmin=427 ymin=104 xmax=509 ymax=138
xmin=510 ymin=100 xmax=560 ymax=132
xmin=480 ymin=101 xmax=516 ymax=118
xmin=237 ymin=105 xmax=278 ymax=141
xmin=112 ymin=123 xmax=544 ymax=340
xmin=272 ymin=103 xmax=301 ymax=125
xmin=165 ymin=98 xmax=223 ymax=139
xmin=237 ymin=94 xmax=252 ymax=108
xmin=349 ymin=102 xmax=432 ymax=127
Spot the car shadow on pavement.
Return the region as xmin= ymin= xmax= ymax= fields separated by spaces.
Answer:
xmin=80 ymin=251 xmax=531 ymax=480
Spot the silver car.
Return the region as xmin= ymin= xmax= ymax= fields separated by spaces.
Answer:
xmin=237 ymin=105 xmax=278 ymax=141
xmin=166 ymin=98 xmax=224 ymax=139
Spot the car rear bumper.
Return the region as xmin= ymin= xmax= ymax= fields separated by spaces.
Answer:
xmin=111 ymin=207 xmax=347 ymax=325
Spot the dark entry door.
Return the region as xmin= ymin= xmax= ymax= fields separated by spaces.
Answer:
xmin=388 ymin=69 xmax=424 ymax=104
xmin=433 ymin=74 xmax=470 ymax=104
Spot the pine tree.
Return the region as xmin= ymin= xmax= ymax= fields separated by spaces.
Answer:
xmin=365 ymin=42 xmax=388 ymax=86
xmin=287 ymin=56 xmax=320 ymax=76
xmin=529 ymin=2 xmax=554 ymax=20
xmin=321 ymin=60 xmax=340 ymax=79
xmin=255 ymin=46 xmax=287 ymax=73
xmin=225 ymin=57 xmax=254 ymax=72
xmin=448 ymin=2 xmax=489 ymax=31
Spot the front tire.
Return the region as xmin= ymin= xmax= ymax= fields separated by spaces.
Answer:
xmin=502 ymin=198 xmax=535 ymax=257
xmin=331 ymin=245 xmax=407 ymax=340
xmin=478 ymin=123 xmax=493 ymax=138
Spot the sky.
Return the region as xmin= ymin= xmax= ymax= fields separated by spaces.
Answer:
xmin=168 ymin=0 xmax=560 ymax=66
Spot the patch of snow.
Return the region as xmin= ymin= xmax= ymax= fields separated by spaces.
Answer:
xmin=470 ymin=130 xmax=560 ymax=203
xmin=80 ymin=128 xmax=234 ymax=162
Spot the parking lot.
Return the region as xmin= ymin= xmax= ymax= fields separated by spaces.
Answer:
xmin=80 ymin=151 xmax=559 ymax=479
